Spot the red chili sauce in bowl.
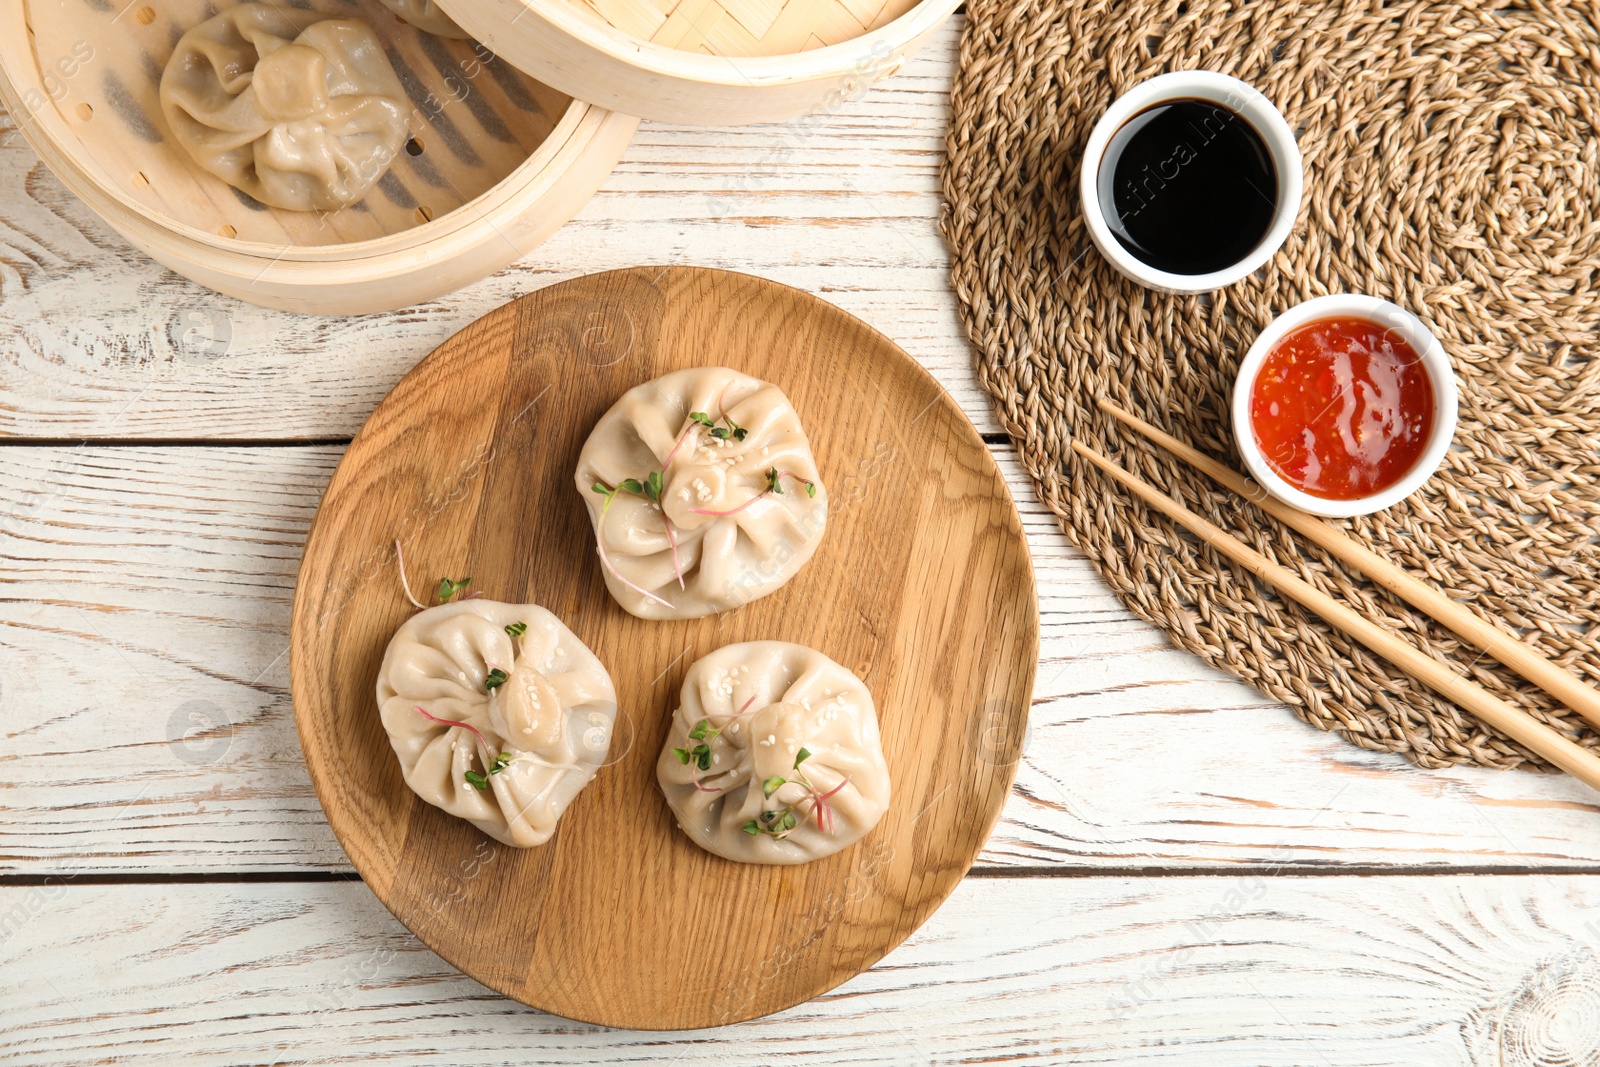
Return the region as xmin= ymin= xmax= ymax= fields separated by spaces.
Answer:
xmin=1248 ymin=316 xmax=1434 ymax=501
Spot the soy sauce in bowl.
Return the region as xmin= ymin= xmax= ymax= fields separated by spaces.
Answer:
xmin=1103 ymin=99 xmax=1279 ymax=276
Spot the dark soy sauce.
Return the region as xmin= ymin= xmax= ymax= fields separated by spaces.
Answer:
xmin=1105 ymin=98 xmax=1278 ymax=275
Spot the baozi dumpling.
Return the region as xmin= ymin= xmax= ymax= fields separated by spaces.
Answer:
xmin=377 ymin=600 xmax=618 ymax=847
xmin=160 ymin=5 xmax=410 ymax=212
xmin=375 ymin=0 xmax=472 ymax=39
xmin=657 ymin=642 xmax=890 ymax=864
xmin=576 ymin=368 xmax=828 ymax=620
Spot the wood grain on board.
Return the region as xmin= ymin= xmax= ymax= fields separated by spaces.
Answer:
xmin=288 ymin=267 xmax=1037 ymax=1027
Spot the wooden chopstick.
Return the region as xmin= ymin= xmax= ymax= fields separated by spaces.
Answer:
xmin=1070 ymin=436 xmax=1600 ymax=793
xmin=1098 ymin=398 xmax=1600 ymax=734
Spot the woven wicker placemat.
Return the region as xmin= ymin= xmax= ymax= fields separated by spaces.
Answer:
xmin=942 ymin=0 xmax=1600 ymax=769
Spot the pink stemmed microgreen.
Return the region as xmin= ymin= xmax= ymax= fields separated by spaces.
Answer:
xmin=673 ymin=695 xmax=759 ymax=793
xmin=393 ymin=541 xmax=476 ymax=610
xmin=435 ymin=576 xmax=473 ymax=601
xmin=594 ymin=468 xmax=686 ymax=591
xmin=414 ymin=705 xmax=512 ymax=793
xmin=661 ymin=423 xmax=696 ymax=469
xmin=769 ymin=469 xmax=818 ymax=498
xmin=743 ymin=747 xmax=852 ymax=839
xmin=690 ymin=467 xmax=817 ymax=517
xmin=415 ymin=703 xmax=488 ymax=751
xmin=689 ymin=494 xmax=766 ymax=518
xmin=590 ymin=480 xmax=674 ymax=609
xmin=663 ymin=517 xmax=685 ymax=590
xmin=635 ymin=469 xmax=685 ymax=587
xmin=395 ymin=541 xmax=426 ymax=609
xmin=688 ymin=409 xmax=747 ymax=442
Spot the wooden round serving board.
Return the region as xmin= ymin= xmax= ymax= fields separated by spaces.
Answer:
xmin=289 ymin=266 xmax=1038 ymax=1029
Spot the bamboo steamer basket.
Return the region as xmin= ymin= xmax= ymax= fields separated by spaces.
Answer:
xmin=0 ymin=0 xmax=638 ymax=315
xmin=436 ymin=0 xmax=962 ymax=125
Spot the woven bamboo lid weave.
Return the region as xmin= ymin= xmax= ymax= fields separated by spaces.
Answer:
xmin=943 ymin=0 xmax=1600 ymax=771
xmin=437 ymin=0 xmax=962 ymax=123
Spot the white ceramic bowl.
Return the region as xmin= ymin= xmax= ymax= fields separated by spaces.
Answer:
xmin=1079 ymin=70 xmax=1304 ymax=294
xmin=1232 ymin=294 xmax=1458 ymax=518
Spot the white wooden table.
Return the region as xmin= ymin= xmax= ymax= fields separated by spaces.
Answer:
xmin=3 ymin=20 xmax=1598 ymax=1066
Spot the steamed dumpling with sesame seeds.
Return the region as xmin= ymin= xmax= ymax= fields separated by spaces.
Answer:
xmin=657 ymin=642 xmax=890 ymax=865
xmin=376 ymin=600 xmax=617 ymax=847
xmin=575 ymin=368 xmax=828 ymax=620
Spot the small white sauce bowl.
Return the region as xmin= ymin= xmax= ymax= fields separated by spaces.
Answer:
xmin=1079 ymin=70 xmax=1304 ymax=294
xmin=1232 ymin=293 xmax=1458 ymax=518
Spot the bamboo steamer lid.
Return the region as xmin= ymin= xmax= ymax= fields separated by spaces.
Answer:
xmin=435 ymin=0 xmax=962 ymax=124
xmin=0 ymin=0 xmax=638 ymax=314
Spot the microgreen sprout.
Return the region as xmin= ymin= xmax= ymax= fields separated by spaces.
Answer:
xmin=675 ymin=695 xmax=759 ymax=793
xmin=484 ymin=668 xmax=509 ymax=691
xmin=394 ymin=540 xmax=426 ymax=609
xmin=414 ymin=704 xmax=488 ymax=750
xmin=416 ymin=703 xmax=518 ymax=792
xmin=664 ymin=517 xmax=685 ymax=590
xmin=689 ymin=410 xmax=747 ymax=442
xmin=672 ymin=723 xmax=714 ymax=770
xmin=505 ymin=621 xmax=527 ymax=638
xmin=437 ymin=576 xmax=472 ymax=602
xmin=594 ymin=472 xmax=680 ymax=588
xmin=741 ymin=745 xmax=850 ymax=839
xmin=662 ymin=423 xmax=696 ymax=469
xmin=743 ymin=809 xmax=798 ymax=835
xmin=768 ymin=468 xmax=817 ymax=497
xmin=464 ymin=752 xmax=513 ymax=791
xmin=415 ymin=703 xmax=512 ymax=792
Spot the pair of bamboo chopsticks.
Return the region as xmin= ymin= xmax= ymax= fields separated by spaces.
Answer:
xmin=1076 ymin=399 xmax=1600 ymax=793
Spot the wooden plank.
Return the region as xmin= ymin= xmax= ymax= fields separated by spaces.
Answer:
xmin=4 ymin=875 xmax=1600 ymax=1063
xmin=4 ymin=444 xmax=1598 ymax=876
xmin=0 ymin=22 xmax=977 ymax=440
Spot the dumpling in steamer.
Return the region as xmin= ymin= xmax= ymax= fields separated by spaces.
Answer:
xmin=377 ymin=600 xmax=617 ymax=847
xmin=160 ymin=5 xmax=410 ymax=212
xmin=374 ymin=0 xmax=472 ymax=39
xmin=657 ymin=642 xmax=891 ymax=864
xmin=576 ymin=368 xmax=828 ymax=620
